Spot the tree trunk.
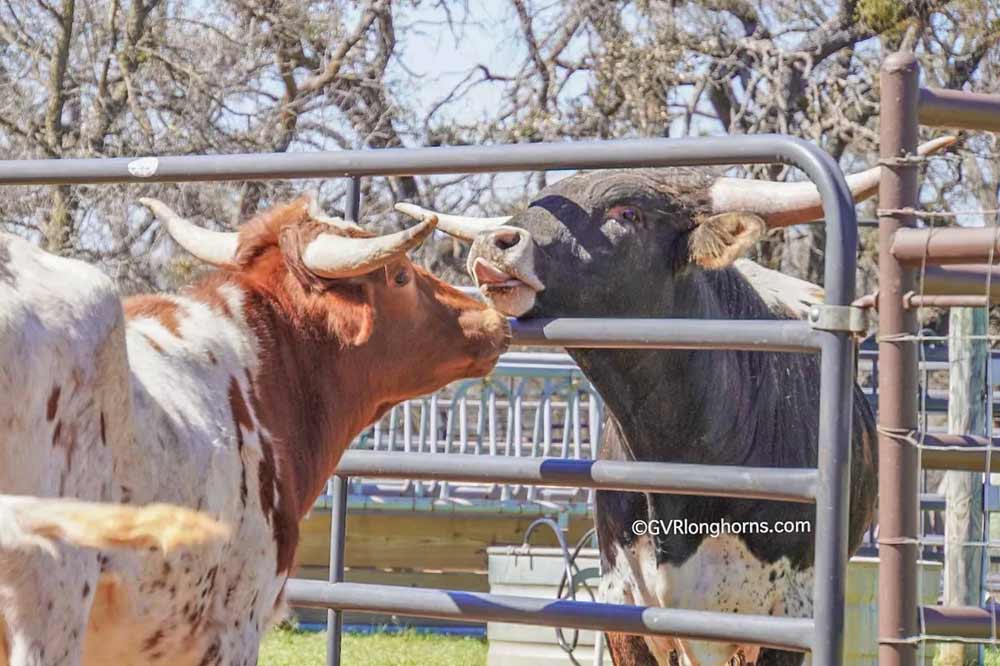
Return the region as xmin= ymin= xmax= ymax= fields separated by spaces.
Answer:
xmin=940 ymin=307 xmax=987 ymax=666
xmin=44 ymin=186 xmax=74 ymax=255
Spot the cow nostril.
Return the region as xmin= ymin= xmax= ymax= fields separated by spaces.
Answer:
xmin=493 ymin=229 xmax=521 ymax=251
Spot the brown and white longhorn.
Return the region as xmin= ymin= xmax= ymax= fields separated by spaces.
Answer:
xmin=0 ymin=193 xmax=508 ymax=666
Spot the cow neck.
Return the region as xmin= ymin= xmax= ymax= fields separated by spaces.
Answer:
xmin=217 ymin=274 xmax=382 ymax=521
xmin=569 ymin=267 xmax=795 ymax=467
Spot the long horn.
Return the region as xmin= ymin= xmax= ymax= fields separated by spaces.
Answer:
xmin=302 ymin=216 xmax=438 ymax=279
xmin=305 ymin=193 xmax=365 ymax=233
xmin=394 ymin=203 xmax=510 ymax=242
xmin=139 ymin=198 xmax=239 ymax=269
xmin=709 ymin=136 xmax=957 ymax=228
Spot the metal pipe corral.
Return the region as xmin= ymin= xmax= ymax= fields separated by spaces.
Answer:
xmin=0 ymin=132 xmax=861 ymax=664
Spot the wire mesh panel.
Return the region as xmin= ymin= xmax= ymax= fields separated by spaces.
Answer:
xmin=876 ymin=50 xmax=1000 ymax=666
xmin=894 ymin=200 xmax=1000 ymax=663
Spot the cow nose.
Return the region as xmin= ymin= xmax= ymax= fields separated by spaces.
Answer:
xmin=491 ymin=228 xmax=523 ymax=251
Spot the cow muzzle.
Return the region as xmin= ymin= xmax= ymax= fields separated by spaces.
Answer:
xmin=467 ymin=226 xmax=544 ymax=317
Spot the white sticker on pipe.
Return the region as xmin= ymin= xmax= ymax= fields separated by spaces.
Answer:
xmin=128 ymin=157 xmax=159 ymax=178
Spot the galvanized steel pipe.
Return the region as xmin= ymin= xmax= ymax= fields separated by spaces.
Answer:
xmin=509 ymin=318 xmax=822 ymax=353
xmin=286 ymin=580 xmax=815 ymax=652
xmin=335 ymin=451 xmax=819 ymax=503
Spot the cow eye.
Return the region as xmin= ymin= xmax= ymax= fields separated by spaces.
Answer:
xmin=392 ymin=268 xmax=411 ymax=287
xmin=606 ymin=206 xmax=642 ymax=225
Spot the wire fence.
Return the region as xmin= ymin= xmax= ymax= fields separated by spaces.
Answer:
xmin=909 ymin=199 xmax=999 ymax=658
xmin=875 ymin=54 xmax=1000 ymax=665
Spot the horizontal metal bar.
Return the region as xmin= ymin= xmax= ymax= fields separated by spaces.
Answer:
xmin=921 ymin=604 xmax=1000 ymax=641
xmin=319 ymin=496 xmax=592 ymax=516
xmin=805 ymin=218 xmax=880 ymax=227
xmin=892 ymin=227 xmax=1000 ymax=265
xmin=509 ymin=318 xmax=822 ymax=352
xmin=852 ymin=293 xmax=876 ymax=309
xmin=859 ymin=347 xmax=987 ymax=363
xmin=497 ymin=351 xmax=576 ymax=365
xmin=312 ymin=489 xmax=941 ymax=514
xmin=0 ymin=135 xmax=834 ymax=185
xmin=919 ymin=493 xmax=946 ymax=512
xmin=919 ymin=433 xmax=1000 ymax=473
xmin=285 ymin=580 xmax=814 ymax=652
xmin=905 ymin=294 xmax=991 ymax=309
xmin=922 ymin=265 xmax=1000 ymax=298
xmin=856 ymin=291 xmax=996 ymax=310
xmin=489 ymin=350 xmax=584 ymax=378
xmin=919 ymin=88 xmax=1000 ymax=132
xmin=0 ymin=134 xmax=858 ymax=309
xmin=334 ymin=451 xmax=818 ymax=503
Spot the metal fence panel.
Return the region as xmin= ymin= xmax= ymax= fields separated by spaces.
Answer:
xmin=0 ymin=134 xmax=859 ymax=666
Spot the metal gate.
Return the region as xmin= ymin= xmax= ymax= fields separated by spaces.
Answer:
xmin=0 ymin=134 xmax=860 ymax=666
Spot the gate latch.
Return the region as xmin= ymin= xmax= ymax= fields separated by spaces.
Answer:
xmin=807 ymin=304 xmax=866 ymax=334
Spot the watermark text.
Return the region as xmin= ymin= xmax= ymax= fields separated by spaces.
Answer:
xmin=631 ymin=518 xmax=811 ymax=538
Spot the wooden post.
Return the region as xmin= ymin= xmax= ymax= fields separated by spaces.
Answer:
xmin=940 ymin=307 xmax=987 ymax=666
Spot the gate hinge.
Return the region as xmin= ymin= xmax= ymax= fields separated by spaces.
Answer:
xmin=807 ymin=304 xmax=866 ymax=334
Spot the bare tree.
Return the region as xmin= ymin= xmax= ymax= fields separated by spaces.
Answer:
xmin=424 ymin=0 xmax=1000 ymax=290
xmin=0 ymin=0 xmax=473 ymax=289
xmin=0 ymin=0 xmax=998 ymax=294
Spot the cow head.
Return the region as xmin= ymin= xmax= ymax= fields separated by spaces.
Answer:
xmin=396 ymin=137 xmax=953 ymax=319
xmin=140 ymin=195 xmax=509 ymax=402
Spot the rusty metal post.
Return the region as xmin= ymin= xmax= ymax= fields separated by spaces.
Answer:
xmin=878 ymin=52 xmax=921 ymax=666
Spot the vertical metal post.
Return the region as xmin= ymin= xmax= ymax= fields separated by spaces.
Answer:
xmin=326 ymin=475 xmax=349 ymax=666
xmin=812 ymin=329 xmax=855 ymax=666
xmin=878 ymin=51 xmax=921 ymax=666
xmin=345 ymin=176 xmax=362 ymax=223
xmin=794 ymin=101 xmax=861 ymax=666
xmin=327 ymin=177 xmax=361 ymax=666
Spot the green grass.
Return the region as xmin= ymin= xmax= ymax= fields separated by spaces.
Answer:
xmin=259 ymin=627 xmax=488 ymax=666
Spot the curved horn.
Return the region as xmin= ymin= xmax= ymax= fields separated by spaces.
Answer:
xmin=305 ymin=194 xmax=365 ymax=233
xmin=395 ymin=203 xmax=511 ymax=242
xmin=302 ymin=216 xmax=438 ymax=279
xmin=709 ymin=136 xmax=957 ymax=228
xmin=139 ymin=198 xmax=239 ymax=269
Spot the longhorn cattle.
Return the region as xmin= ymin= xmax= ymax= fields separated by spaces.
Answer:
xmin=0 ymin=195 xmax=509 ymax=666
xmin=396 ymin=137 xmax=953 ymax=666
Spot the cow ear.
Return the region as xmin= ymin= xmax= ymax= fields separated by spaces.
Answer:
xmin=687 ymin=212 xmax=766 ymax=269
